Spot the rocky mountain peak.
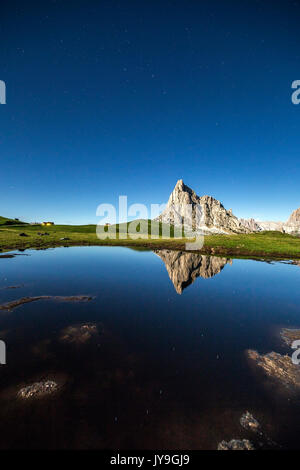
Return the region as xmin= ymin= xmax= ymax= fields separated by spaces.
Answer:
xmin=288 ymin=207 xmax=300 ymax=224
xmin=258 ymin=207 xmax=300 ymax=234
xmin=174 ymin=179 xmax=184 ymax=189
xmin=158 ymin=180 xmax=250 ymax=234
xmin=167 ymin=179 xmax=198 ymax=205
xmin=156 ymin=180 xmax=300 ymax=235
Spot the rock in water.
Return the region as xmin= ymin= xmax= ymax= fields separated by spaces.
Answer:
xmin=280 ymin=328 xmax=300 ymax=347
xmin=156 ymin=179 xmax=251 ymax=234
xmin=17 ymin=380 xmax=58 ymax=399
xmin=59 ymin=323 xmax=98 ymax=344
xmin=247 ymin=349 xmax=300 ymax=391
xmin=218 ymin=439 xmax=254 ymax=450
xmin=240 ymin=411 xmax=261 ymax=433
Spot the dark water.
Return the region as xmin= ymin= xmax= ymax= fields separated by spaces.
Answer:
xmin=0 ymin=246 xmax=300 ymax=449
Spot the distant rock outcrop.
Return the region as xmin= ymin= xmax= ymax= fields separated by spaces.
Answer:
xmin=257 ymin=221 xmax=285 ymax=232
xmin=256 ymin=208 xmax=300 ymax=234
xmin=287 ymin=208 xmax=300 ymax=225
xmin=156 ymin=180 xmax=251 ymax=234
xmin=154 ymin=250 xmax=231 ymax=294
xmin=238 ymin=218 xmax=262 ymax=232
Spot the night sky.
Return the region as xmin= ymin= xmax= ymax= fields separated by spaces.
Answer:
xmin=1 ymin=0 xmax=300 ymax=224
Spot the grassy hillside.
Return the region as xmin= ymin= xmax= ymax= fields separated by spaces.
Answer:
xmin=0 ymin=220 xmax=300 ymax=259
xmin=0 ymin=216 xmax=27 ymax=226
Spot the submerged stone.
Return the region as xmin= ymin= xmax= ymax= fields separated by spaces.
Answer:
xmin=240 ymin=411 xmax=261 ymax=433
xmin=17 ymin=380 xmax=58 ymax=399
xmin=247 ymin=349 xmax=300 ymax=391
xmin=218 ymin=439 xmax=254 ymax=450
xmin=59 ymin=323 xmax=98 ymax=344
xmin=280 ymin=328 xmax=300 ymax=348
xmin=0 ymin=295 xmax=94 ymax=311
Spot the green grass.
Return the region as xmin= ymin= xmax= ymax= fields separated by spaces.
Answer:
xmin=0 ymin=220 xmax=299 ymax=260
xmin=0 ymin=216 xmax=27 ymax=226
xmin=202 ymin=231 xmax=300 ymax=258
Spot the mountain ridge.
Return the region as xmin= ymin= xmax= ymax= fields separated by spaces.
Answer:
xmin=157 ymin=179 xmax=300 ymax=235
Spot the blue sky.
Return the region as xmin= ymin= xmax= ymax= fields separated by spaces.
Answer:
xmin=1 ymin=0 xmax=300 ymax=224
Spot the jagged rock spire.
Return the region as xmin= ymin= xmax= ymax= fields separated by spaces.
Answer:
xmin=157 ymin=180 xmax=250 ymax=234
xmin=288 ymin=207 xmax=300 ymax=224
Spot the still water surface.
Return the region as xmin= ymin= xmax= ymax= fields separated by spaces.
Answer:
xmin=0 ymin=246 xmax=299 ymax=449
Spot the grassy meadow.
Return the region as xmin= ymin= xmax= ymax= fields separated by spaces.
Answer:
xmin=0 ymin=217 xmax=300 ymax=259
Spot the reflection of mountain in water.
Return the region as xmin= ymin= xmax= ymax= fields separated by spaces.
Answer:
xmin=154 ymin=250 xmax=232 ymax=294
